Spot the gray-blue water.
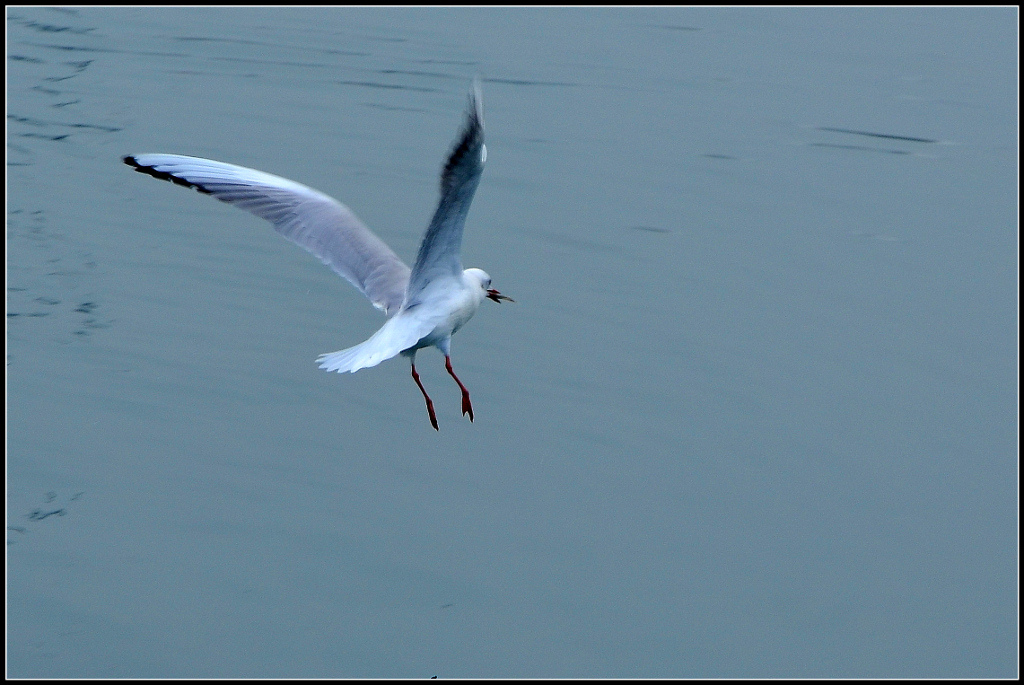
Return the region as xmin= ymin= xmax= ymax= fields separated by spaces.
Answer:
xmin=7 ymin=7 xmax=1017 ymax=678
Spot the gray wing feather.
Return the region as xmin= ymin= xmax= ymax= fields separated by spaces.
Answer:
xmin=124 ymin=154 xmax=410 ymax=315
xmin=405 ymin=81 xmax=486 ymax=305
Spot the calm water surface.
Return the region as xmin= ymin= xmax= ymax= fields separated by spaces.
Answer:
xmin=7 ymin=6 xmax=1017 ymax=678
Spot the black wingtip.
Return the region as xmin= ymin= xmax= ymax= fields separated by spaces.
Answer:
xmin=123 ymin=154 xmax=212 ymax=194
xmin=438 ymin=84 xmax=485 ymax=196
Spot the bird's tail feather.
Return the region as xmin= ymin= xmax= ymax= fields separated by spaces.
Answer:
xmin=317 ymin=335 xmax=400 ymax=373
xmin=316 ymin=343 xmax=380 ymax=374
xmin=317 ymin=314 xmax=431 ymax=373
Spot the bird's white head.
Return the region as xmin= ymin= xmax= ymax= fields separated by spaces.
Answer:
xmin=464 ymin=267 xmax=514 ymax=304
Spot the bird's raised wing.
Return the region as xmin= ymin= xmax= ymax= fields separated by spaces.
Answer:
xmin=405 ymin=80 xmax=486 ymax=306
xmin=124 ymin=154 xmax=411 ymax=316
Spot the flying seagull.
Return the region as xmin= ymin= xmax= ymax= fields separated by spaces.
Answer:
xmin=124 ymin=81 xmax=512 ymax=430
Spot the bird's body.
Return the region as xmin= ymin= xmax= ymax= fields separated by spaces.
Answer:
xmin=125 ymin=81 xmax=511 ymax=429
xmin=316 ymin=267 xmax=493 ymax=374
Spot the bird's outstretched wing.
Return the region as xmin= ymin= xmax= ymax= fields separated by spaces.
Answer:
xmin=405 ymin=80 xmax=486 ymax=306
xmin=124 ymin=154 xmax=411 ymax=316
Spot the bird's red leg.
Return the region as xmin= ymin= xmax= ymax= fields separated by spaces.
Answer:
xmin=411 ymin=362 xmax=439 ymax=431
xmin=444 ymin=356 xmax=474 ymax=422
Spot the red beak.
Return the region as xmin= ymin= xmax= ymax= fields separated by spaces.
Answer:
xmin=486 ymin=288 xmax=514 ymax=303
